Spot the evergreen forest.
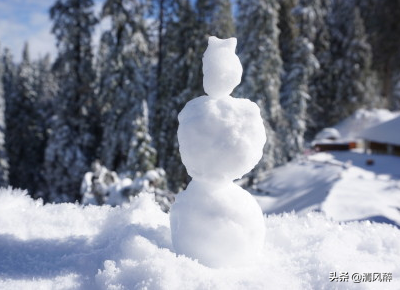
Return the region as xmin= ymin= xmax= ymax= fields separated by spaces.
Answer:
xmin=1 ymin=0 xmax=400 ymax=203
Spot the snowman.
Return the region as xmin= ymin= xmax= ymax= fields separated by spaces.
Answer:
xmin=170 ymin=36 xmax=266 ymax=268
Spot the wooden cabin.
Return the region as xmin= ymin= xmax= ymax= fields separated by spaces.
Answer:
xmin=312 ymin=127 xmax=359 ymax=152
xmin=314 ymin=141 xmax=358 ymax=152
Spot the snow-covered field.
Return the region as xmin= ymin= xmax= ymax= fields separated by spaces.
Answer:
xmin=255 ymin=151 xmax=400 ymax=227
xmin=1 ymin=185 xmax=400 ymax=289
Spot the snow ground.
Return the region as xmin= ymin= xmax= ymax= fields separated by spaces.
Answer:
xmin=1 ymin=187 xmax=400 ymax=289
xmin=254 ymin=151 xmax=400 ymax=227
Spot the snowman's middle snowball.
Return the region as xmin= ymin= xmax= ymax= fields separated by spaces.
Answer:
xmin=178 ymin=95 xmax=266 ymax=183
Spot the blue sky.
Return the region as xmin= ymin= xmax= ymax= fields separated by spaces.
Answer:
xmin=0 ymin=0 xmax=105 ymax=62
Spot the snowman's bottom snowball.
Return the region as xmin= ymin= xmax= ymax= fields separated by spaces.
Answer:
xmin=170 ymin=180 xmax=265 ymax=268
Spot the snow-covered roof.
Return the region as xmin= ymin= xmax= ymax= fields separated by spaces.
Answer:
xmin=314 ymin=128 xmax=341 ymax=141
xmin=313 ymin=109 xmax=400 ymax=144
xmin=359 ymin=116 xmax=400 ymax=146
xmin=334 ymin=109 xmax=400 ymax=139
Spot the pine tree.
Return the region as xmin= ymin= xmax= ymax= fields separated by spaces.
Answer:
xmin=281 ymin=0 xmax=320 ymax=158
xmin=34 ymin=54 xmax=57 ymax=109
xmin=153 ymin=0 xmax=234 ymax=191
xmin=2 ymin=48 xmax=16 ymax=187
xmin=153 ymin=1 xmax=200 ymax=192
xmin=32 ymin=55 xmax=57 ymax=198
xmin=357 ymin=0 xmax=400 ymax=109
xmin=6 ymin=43 xmax=45 ymax=194
xmin=278 ymin=0 xmax=297 ymax=73
xmin=1 ymin=48 xmax=16 ymax=104
xmin=392 ymin=71 xmax=400 ymax=110
xmin=196 ymin=0 xmax=234 ymax=38
xmin=0 ymin=46 xmax=9 ymax=186
xmin=326 ymin=0 xmax=375 ymax=124
xmin=97 ymin=0 xmax=156 ymax=175
xmin=45 ymin=0 xmax=98 ymax=201
xmin=236 ymin=0 xmax=285 ymax=184
xmin=307 ymin=0 xmax=332 ymax=137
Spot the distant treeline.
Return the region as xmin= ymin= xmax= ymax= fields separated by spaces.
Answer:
xmin=0 ymin=0 xmax=399 ymax=202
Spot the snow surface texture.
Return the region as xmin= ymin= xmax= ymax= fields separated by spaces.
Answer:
xmin=171 ymin=36 xmax=266 ymax=267
xmin=1 ymin=189 xmax=400 ymax=290
xmin=255 ymin=151 xmax=400 ymax=227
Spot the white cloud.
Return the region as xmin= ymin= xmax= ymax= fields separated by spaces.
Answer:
xmin=27 ymin=11 xmax=56 ymax=60
xmin=0 ymin=19 xmax=28 ymax=61
xmin=0 ymin=1 xmax=55 ymax=62
xmin=0 ymin=19 xmax=55 ymax=62
xmin=31 ymin=11 xmax=50 ymax=26
xmin=0 ymin=0 xmax=105 ymax=62
xmin=27 ymin=26 xmax=56 ymax=61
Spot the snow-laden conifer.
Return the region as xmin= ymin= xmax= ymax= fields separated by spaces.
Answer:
xmin=0 ymin=45 xmax=9 ymax=186
xmin=97 ymin=0 xmax=156 ymax=175
xmin=281 ymin=0 xmax=320 ymax=159
xmin=307 ymin=0 xmax=332 ymax=137
xmin=45 ymin=0 xmax=98 ymax=201
xmin=326 ymin=0 xmax=376 ymax=125
xmin=6 ymin=43 xmax=46 ymax=194
xmin=236 ymin=0 xmax=285 ymax=184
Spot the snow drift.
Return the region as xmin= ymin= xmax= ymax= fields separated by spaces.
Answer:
xmin=255 ymin=151 xmax=400 ymax=227
xmin=0 ymin=188 xmax=399 ymax=289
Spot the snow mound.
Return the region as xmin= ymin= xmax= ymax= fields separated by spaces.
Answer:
xmin=255 ymin=151 xmax=400 ymax=227
xmin=1 ymin=188 xmax=400 ymax=289
xmin=322 ymin=165 xmax=400 ymax=225
xmin=254 ymin=155 xmax=343 ymax=215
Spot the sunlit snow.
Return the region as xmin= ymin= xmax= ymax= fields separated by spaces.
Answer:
xmin=255 ymin=151 xmax=400 ymax=227
xmin=1 ymin=189 xmax=399 ymax=289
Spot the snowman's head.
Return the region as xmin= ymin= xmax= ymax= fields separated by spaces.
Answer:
xmin=203 ymin=36 xmax=243 ymax=98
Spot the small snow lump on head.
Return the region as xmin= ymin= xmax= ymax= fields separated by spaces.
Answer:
xmin=203 ymin=36 xmax=243 ymax=97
